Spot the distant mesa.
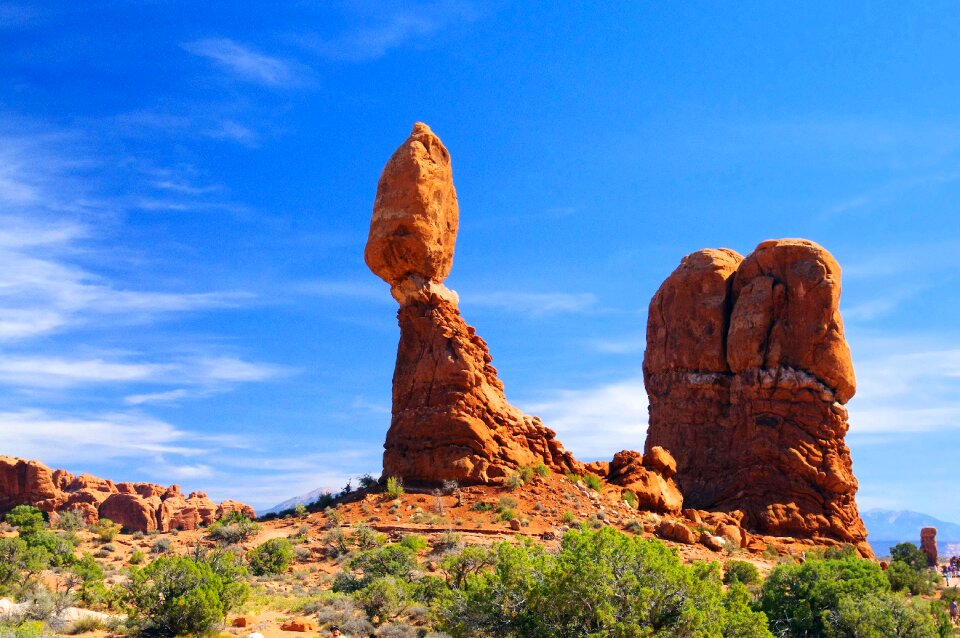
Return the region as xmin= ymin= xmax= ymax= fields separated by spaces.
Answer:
xmin=643 ymin=240 xmax=869 ymax=554
xmin=0 ymin=456 xmax=254 ymax=532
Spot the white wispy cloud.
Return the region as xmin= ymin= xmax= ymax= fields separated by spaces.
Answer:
xmin=0 ymin=353 xmax=286 ymax=390
xmin=847 ymin=344 xmax=960 ymax=439
xmin=297 ymin=1 xmax=477 ymax=62
xmin=466 ymin=291 xmax=598 ymax=317
xmin=0 ymin=409 xmax=207 ymax=461
xmin=182 ymin=38 xmax=301 ymax=86
xmin=522 ymin=376 xmax=648 ymax=460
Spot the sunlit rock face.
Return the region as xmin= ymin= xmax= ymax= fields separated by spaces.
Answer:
xmin=366 ymin=123 xmax=583 ymax=485
xmin=643 ymin=239 xmax=870 ymax=555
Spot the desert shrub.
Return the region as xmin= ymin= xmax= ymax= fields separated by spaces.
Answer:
xmin=435 ymin=526 xmax=771 ymax=637
xmin=533 ymin=462 xmax=549 ymax=477
xmin=131 ymin=530 xmax=145 ymax=540
xmin=92 ymin=518 xmax=121 ymax=543
xmin=0 ymin=537 xmax=49 ymax=596
xmin=56 ymin=510 xmax=86 ymax=532
xmin=0 ymin=619 xmax=45 ymax=638
xmin=821 ymin=590 xmax=950 ymax=638
xmin=24 ymin=529 xmax=75 ymax=567
xmin=724 ymin=559 xmax=761 ymax=586
xmin=150 ymin=537 xmax=171 ymax=554
xmin=248 ymin=538 xmax=295 ymax=575
xmin=561 ymin=511 xmax=576 ymax=524
xmin=622 ymin=490 xmax=637 ymax=509
xmin=359 ymin=473 xmax=378 ymax=489
xmin=583 ymin=473 xmax=602 ymax=492
xmin=470 ymin=501 xmax=492 ymax=512
xmin=759 ymin=550 xmax=891 ymax=637
xmin=334 ymin=544 xmax=418 ymax=594
xmin=519 ymin=466 xmax=534 ymax=483
xmin=434 ymin=531 xmax=463 ymax=553
xmin=374 ymin=621 xmax=419 ymax=637
xmin=4 ymin=506 xmax=46 ymax=536
xmin=129 ymin=550 xmax=145 ymax=565
xmin=126 ymin=553 xmax=248 ymax=637
xmin=505 ymin=472 xmax=523 ymax=490
xmin=624 ymin=519 xmax=643 ymax=534
xmin=294 ymin=503 xmax=307 ymax=519
xmin=400 ymin=534 xmax=428 ymax=552
xmin=322 ymin=527 xmax=349 ymax=558
xmin=497 ymin=508 xmax=516 ymax=522
xmin=385 ymin=476 xmax=404 ymax=499
xmin=67 ymin=614 xmax=105 ymax=634
xmin=886 ymin=542 xmax=939 ymax=595
xmin=890 ymin=542 xmax=928 ymax=570
xmin=207 ymin=511 xmax=261 ymax=545
xmin=352 ymin=525 xmax=387 ymax=550
xmin=356 ymin=576 xmax=411 ymax=623
xmin=70 ymin=553 xmax=107 ymax=606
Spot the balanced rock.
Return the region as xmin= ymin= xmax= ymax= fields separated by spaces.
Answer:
xmin=0 ymin=456 xmax=254 ymax=532
xmin=644 ymin=239 xmax=869 ymax=554
xmin=368 ymin=124 xmax=582 ymax=484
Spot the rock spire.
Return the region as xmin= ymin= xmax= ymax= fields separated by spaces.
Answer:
xmin=366 ymin=123 xmax=582 ymax=484
xmin=643 ymin=239 xmax=869 ymax=553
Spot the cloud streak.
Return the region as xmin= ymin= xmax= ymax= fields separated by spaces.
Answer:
xmin=297 ymin=1 xmax=478 ymax=62
xmin=182 ymin=38 xmax=301 ymax=86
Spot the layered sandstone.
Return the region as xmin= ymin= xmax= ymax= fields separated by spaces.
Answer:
xmin=644 ymin=239 xmax=869 ymax=553
xmin=367 ymin=123 xmax=582 ymax=484
xmin=0 ymin=456 xmax=254 ymax=532
xmin=921 ymin=527 xmax=938 ymax=566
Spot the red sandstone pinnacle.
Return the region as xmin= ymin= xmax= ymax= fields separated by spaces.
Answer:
xmin=0 ymin=456 xmax=255 ymax=532
xmin=643 ymin=239 xmax=869 ymax=554
xmin=921 ymin=527 xmax=938 ymax=566
xmin=368 ymin=124 xmax=582 ymax=484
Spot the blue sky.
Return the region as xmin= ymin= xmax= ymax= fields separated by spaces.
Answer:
xmin=2 ymin=2 xmax=960 ymax=518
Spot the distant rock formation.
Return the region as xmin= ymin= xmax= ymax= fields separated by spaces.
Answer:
xmin=643 ymin=239 xmax=869 ymax=553
xmin=366 ymin=123 xmax=583 ymax=484
xmin=0 ymin=456 xmax=254 ymax=532
xmin=921 ymin=527 xmax=938 ymax=566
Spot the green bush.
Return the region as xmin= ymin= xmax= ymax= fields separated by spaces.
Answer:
xmin=533 ymin=463 xmax=549 ymax=477
xmin=890 ymin=542 xmax=928 ymax=570
xmin=248 ymin=538 xmax=295 ymax=575
xmin=24 ymin=529 xmax=75 ymax=566
xmin=207 ymin=512 xmax=261 ymax=545
xmin=724 ymin=559 xmax=761 ymax=586
xmin=92 ymin=518 xmax=121 ymax=542
xmin=821 ymin=590 xmax=949 ymax=637
xmin=0 ymin=536 xmax=50 ymax=596
xmin=622 ymin=490 xmax=637 ymax=509
xmin=5 ymin=506 xmax=47 ymax=536
xmin=760 ymin=550 xmax=892 ymax=637
xmin=400 ymin=534 xmax=429 ymax=552
xmin=352 ymin=524 xmax=387 ymax=550
xmin=385 ymin=476 xmax=405 ymax=499
xmin=150 ymin=537 xmax=171 ymax=554
xmin=70 ymin=553 xmax=106 ymax=606
xmin=126 ymin=553 xmax=248 ymax=637
xmin=56 ymin=510 xmax=86 ymax=531
xmin=886 ymin=542 xmax=939 ymax=595
xmin=436 ymin=526 xmax=771 ymax=637
xmin=583 ymin=474 xmax=602 ymax=492
xmin=355 ymin=576 xmax=411 ymax=623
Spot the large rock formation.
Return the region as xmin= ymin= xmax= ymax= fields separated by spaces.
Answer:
xmin=0 ymin=456 xmax=255 ymax=532
xmin=644 ymin=239 xmax=869 ymax=553
xmin=367 ymin=123 xmax=582 ymax=484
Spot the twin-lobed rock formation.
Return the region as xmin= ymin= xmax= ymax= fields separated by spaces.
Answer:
xmin=366 ymin=123 xmax=867 ymax=552
xmin=366 ymin=123 xmax=584 ymax=485
xmin=0 ymin=456 xmax=254 ymax=532
xmin=643 ymin=240 xmax=868 ymax=552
